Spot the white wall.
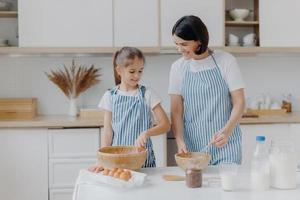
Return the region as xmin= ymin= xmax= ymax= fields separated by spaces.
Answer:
xmin=0 ymin=53 xmax=299 ymax=115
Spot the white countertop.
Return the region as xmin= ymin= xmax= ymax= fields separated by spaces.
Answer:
xmin=73 ymin=167 xmax=300 ymax=200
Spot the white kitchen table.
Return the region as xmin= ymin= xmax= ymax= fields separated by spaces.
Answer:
xmin=73 ymin=167 xmax=300 ymax=200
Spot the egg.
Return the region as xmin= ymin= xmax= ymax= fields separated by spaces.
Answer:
xmin=114 ymin=172 xmax=121 ymax=178
xmin=108 ymin=170 xmax=115 ymax=177
xmin=119 ymin=171 xmax=131 ymax=181
xmin=125 ymin=171 xmax=132 ymax=179
xmin=117 ymin=168 xmax=124 ymax=173
xmin=102 ymin=169 xmax=110 ymax=176
xmin=111 ymin=168 xmax=118 ymax=173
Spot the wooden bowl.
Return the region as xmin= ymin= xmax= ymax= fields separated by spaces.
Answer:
xmin=97 ymin=146 xmax=147 ymax=171
xmin=175 ymin=152 xmax=211 ymax=171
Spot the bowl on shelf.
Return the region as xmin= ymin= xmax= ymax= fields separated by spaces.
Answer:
xmin=97 ymin=146 xmax=147 ymax=171
xmin=229 ymin=8 xmax=250 ymax=22
xmin=175 ymin=152 xmax=211 ymax=171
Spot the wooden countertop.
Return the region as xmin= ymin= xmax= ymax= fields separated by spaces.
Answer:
xmin=1 ymin=112 xmax=300 ymax=128
xmin=0 ymin=115 xmax=103 ymax=128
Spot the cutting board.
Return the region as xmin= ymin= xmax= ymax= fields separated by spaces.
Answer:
xmin=0 ymin=98 xmax=37 ymax=120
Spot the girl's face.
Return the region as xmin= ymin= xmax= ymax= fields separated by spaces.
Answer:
xmin=117 ymin=57 xmax=144 ymax=89
xmin=173 ymin=34 xmax=200 ymax=59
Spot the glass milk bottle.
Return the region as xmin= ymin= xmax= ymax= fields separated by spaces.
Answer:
xmin=251 ymin=135 xmax=270 ymax=190
xmin=270 ymin=140 xmax=297 ymax=189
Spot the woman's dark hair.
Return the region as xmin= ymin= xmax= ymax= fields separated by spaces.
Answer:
xmin=172 ymin=15 xmax=209 ymax=55
xmin=113 ymin=47 xmax=145 ymax=85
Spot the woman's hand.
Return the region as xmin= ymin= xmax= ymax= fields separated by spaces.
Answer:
xmin=176 ymin=139 xmax=188 ymax=153
xmin=211 ymin=127 xmax=231 ymax=148
xmin=135 ymin=131 xmax=149 ymax=148
xmin=88 ymin=163 xmax=103 ymax=173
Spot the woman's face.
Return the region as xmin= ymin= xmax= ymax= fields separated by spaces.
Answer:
xmin=117 ymin=57 xmax=144 ymax=89
xmin=173 ymin=34 xmax=200 ymax=59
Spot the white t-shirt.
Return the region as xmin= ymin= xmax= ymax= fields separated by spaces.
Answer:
xmin=98 ymin=86 xmax=161 ymax=112
xmin=168 ymin=50 xmax=245 ymax=95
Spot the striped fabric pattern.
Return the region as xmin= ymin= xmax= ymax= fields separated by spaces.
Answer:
xmin=181 ymin=54 xmax=242 ymax=165
xmin=110 ymin=85 xmax=156 ymax=167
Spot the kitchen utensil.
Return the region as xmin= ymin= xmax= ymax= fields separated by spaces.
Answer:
xmin=175 ymin=152 xmax=211 ymax=171
xmin=229 ymin=9 xmax=250 ymax=21
xmin=162 ymin=174 xmax=185 ymax=181
xmin=97 ymin=146 xmax=147 ymax=171
xmin=201 ymin=142 xmax=212 ymax=153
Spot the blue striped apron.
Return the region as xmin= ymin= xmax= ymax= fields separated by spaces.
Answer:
xmin=181 ymin=54 xmax=242 ymax=165
xmin=110 ymin=85 xmax=156 ymax=167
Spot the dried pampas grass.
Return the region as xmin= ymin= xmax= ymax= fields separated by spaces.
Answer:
xmin=45 ymin=60 xmax=101 ymax=99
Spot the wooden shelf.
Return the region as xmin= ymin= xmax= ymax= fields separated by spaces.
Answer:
xmin=225 ymin=21 xmax=259 ymax=27
xmin=161 ymin=46 xmax=300 ymax=55
xmin=0 ymin=47 xmax=161 ymax=55
xmin=0 ymin=11 xmax=18 ymax=18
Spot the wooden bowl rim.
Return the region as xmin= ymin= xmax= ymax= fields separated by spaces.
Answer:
xmin=98 ymin=145 xmax=147 ymax=157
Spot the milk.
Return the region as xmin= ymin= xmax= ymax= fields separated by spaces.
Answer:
xmin=220 ymin=174 xmax=236 ymax=191
xmin=251 ymin=170 xmax=270 ymax=190
xmin=270 ymin=153 xmax=297 ymax=189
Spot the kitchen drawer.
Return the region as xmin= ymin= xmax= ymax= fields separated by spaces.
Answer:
xmin=49 ymin=158 xmax=97 ymax=188
xmin=49 ymin=189 xmax=74 ymax=200
xmin=48 ymin=128 xmax=100 ymax=158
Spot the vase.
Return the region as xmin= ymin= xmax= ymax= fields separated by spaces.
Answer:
xmin=68 ymin=98 xmax=78 ymax=116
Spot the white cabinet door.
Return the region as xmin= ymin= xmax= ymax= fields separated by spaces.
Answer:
xmin=160 ymin=0 xmax=224 ymax=47
xmin=19 ymin=0 xmax=113 ymax=47
xmin=151 ymin=134 xmax=167 ymax=167
xmin=288 ymin=124 xmax=300 ymax=167
xmin=48 ymin=128 xmax=100 ymax=158
xmin=260 ymin=0 xmax=300 ymax=47
xmin=113 ymin=0 xmax=159 ymax=47
xmin=240 ymin=124 xmax=290 ymax=167
xmin=0 ymin=129 xmax=48 ymax=200
xmin=18 ymin=0 xmax=43 ymax=46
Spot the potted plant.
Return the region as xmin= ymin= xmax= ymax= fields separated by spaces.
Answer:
xmin=45 ymin=60 xmax=101 ymax=116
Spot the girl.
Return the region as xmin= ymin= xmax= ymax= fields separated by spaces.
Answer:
xmin=91 ymin=47 xmax=170 ymax=171
xmin=169 ymin=15 xmax=245 ymax=165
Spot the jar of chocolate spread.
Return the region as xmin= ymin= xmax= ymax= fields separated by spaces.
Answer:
xmin=185 ymin=169 xmax=202 ymax=188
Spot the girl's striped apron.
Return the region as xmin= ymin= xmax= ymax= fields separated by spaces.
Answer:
xmin=110 ymin=85 xmax=156 ymax=167
xmin=181 ymin=54 xmax=242 ymax=165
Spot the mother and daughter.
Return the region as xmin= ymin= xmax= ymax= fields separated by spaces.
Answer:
xmin=90 ymin=15 xmax=245 ymax=171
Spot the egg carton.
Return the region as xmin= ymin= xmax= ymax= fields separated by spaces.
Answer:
xmin=74 ymin=169 xmax=147 ymax=189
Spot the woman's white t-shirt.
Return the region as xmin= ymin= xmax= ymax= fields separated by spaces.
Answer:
xmin=98 ymin=86 xmax=161 ymax=111
xmin=168 ymin=50 xmax=245 ymax=95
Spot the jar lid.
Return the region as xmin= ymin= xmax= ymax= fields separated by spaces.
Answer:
xmin=256 ymin=135 xmax=265 ymax=141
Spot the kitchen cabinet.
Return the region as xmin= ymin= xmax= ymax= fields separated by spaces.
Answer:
xmin=0 ymin=128 xmax=48 ymax=200
xmin=260 ymin=0 xmax=300 ymax=47
xmin=160 ymin=0 xmax=224 ymax=47
xmin=225 ymin=0 xmax=259 ymax=47
xmin=288 ymin=124 xmax=300 ymax=166
xmin=113 ymin=0 xmax=159 ymax=47
xmin=48 ymin=128 xmax=100 ymax=200
xmin=240 ymin=124 xmax=290 ymax=166
xmin=19 ymin=0 xmax=113 ymax=47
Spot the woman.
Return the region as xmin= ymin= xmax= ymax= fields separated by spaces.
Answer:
xmin=169 ymin=15 xmax=245 ymax=165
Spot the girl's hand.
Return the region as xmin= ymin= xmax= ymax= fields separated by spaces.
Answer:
xmin=176 ymin=139 xmax=188 ymax=153
xmin=135 ymin=131 xmax=149 ymax=148
xmin=211 ymin=127 xmax=231 ymax=148
xmin=88 ymin=163 xmax=103 ymax=173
